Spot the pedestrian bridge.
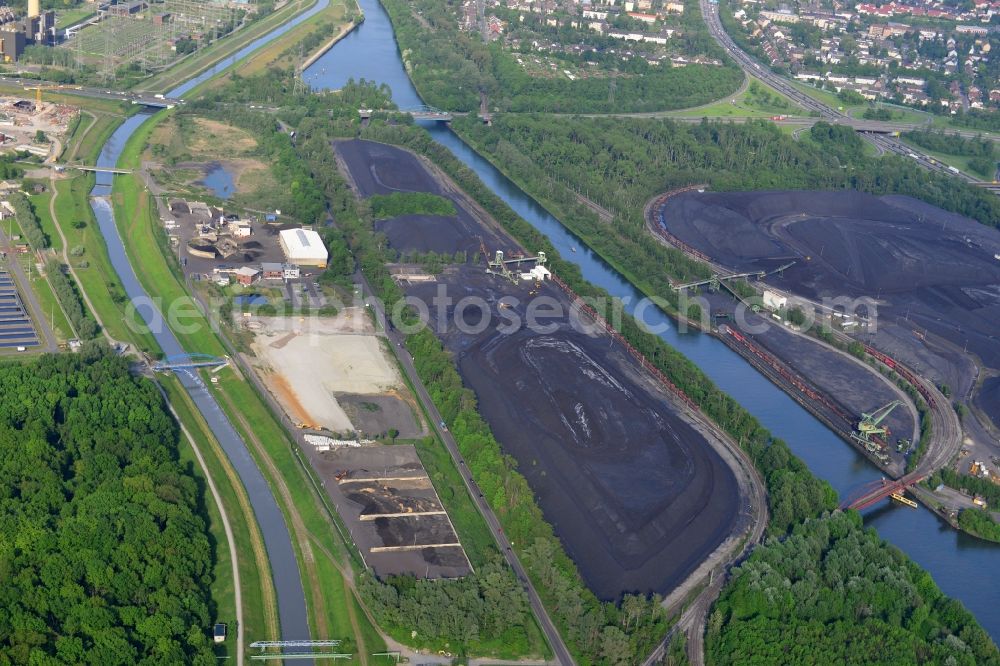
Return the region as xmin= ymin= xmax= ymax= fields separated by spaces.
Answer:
xmin=359 ymin=105 xmax=455 ymax=121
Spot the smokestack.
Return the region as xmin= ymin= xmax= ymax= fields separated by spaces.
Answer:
xmin=28 ymin=0 xmax=40 ymax=18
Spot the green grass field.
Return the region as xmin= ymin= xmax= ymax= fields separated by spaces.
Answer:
xmin=670 ymin=77 xmax=803 ymax=118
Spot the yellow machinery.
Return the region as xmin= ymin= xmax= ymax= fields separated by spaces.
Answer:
xmin=890 ymin=492 xmax=917 ymax=508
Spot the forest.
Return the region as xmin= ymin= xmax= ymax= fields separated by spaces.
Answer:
xmin=367 ymin=191 xmax=456 ymax=219
xmin=45 ymin=259 xmax=99 ymax=339
xmin=453 ymin=115 xmax=1000 ymax=229
xmin=706 ymin=512 xmax=999 ymax=665
xmin=358 ymin=558 xmax=546 ymax=658
xmin=378 ymin=0 xmax=743 ymax=113
xmin=0 ymin=348 xmax=216 ymax=664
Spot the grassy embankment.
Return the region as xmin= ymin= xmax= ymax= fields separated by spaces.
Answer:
xmin=138 ymin=0 xmax=323 ymax=95
xmin=23 ymin=187 xmax=74 ymax=340
xmin=225 ymin=0 xmax=353 ymax=79
xmin=112 ymin=111 xmax=390 ymax=660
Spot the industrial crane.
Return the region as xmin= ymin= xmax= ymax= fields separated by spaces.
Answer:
xmin=851 ymin=399 xmax=901 ymax=449
xmin=672 ymin=269 xmax=765 ymax=292
xmin=23 ymin=84 xmax=82 ymax=106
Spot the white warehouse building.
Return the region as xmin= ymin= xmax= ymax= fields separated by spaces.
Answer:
xmin=279 ymin=228 xmax=328 ymax=268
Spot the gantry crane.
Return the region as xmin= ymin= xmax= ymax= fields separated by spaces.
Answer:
xmin=851 ymin=399 xmax=901 ymax=449
xmin=23 ymin=84 xmax=83 ymax=107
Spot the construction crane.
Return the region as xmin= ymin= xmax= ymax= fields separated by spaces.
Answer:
xmin=851 ymin=399 xmax=901 ymax=449
xmin=23 ymin=84 xmax=83 ymax=106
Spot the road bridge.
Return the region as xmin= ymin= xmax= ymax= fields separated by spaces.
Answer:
xmin=359 ymin=105 xmax=455 ymax=121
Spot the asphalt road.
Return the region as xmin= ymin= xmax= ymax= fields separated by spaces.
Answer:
xmin=354 ymin=271 xmax=574 ymax=665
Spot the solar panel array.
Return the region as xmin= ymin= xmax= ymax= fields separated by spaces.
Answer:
xmin=0 ymin=270 xmax=38 ymax=349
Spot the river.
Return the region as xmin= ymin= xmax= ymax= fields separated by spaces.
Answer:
xmin=305 ymin=0 xmax=1000 ymax=641
xmin=87 ymin=0 xmax=335 ymax=642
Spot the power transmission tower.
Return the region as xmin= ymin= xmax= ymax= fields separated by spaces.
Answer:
xmin=293 ymin=43 xmax=307 ymax=96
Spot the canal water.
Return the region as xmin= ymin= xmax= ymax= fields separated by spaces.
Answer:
xmin=306 ymin=0 xmax=1000 ymax=640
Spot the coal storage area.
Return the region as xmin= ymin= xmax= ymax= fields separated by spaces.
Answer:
xmin=406 ymin=266 xmax=739 ymax=600
xmin=661 ymin=189 xmax=1000 ymax=428
xmin=337 ymin=139 xmax=742 ymax=600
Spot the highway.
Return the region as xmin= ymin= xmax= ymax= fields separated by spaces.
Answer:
xmin=0 ymin=75 xmax=179 ymax=107
xmin=698 ymin=0 xmax=990 ymax=187
xmin=355 ymin=272 xmax=575 ymax=666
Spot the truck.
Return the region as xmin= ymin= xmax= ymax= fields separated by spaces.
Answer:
xmin=948 ymin=165 xmax=960 ymax=174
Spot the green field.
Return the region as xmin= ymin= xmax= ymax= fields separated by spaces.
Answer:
xmin=669 ymin=77 xmax=804 ymax=118
xmin=850 ymin=103 xmax=931 ymax=125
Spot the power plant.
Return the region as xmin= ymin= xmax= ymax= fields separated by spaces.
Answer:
xmin=0 ymin=0 xmax=55 ymax=62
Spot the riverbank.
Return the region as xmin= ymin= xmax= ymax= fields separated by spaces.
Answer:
xmin=303 ymin=18 xmax=361 ymax=71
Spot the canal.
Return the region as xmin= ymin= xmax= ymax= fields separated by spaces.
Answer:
xmin=305 ymin=0 xmax=1000 ymax=641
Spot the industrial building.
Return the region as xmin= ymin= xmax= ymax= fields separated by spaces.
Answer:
xmin=279 ymin=228 xmax=328 ymax=268
xmin=0 ymin=0 xmax=55 ymax=61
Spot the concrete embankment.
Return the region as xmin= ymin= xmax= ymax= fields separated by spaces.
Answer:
xmin=302 ymin=19 xmax=362 ymax=71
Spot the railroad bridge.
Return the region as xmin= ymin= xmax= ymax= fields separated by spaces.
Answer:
xmin=841 ymin=473 xmax=924 ymax=511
